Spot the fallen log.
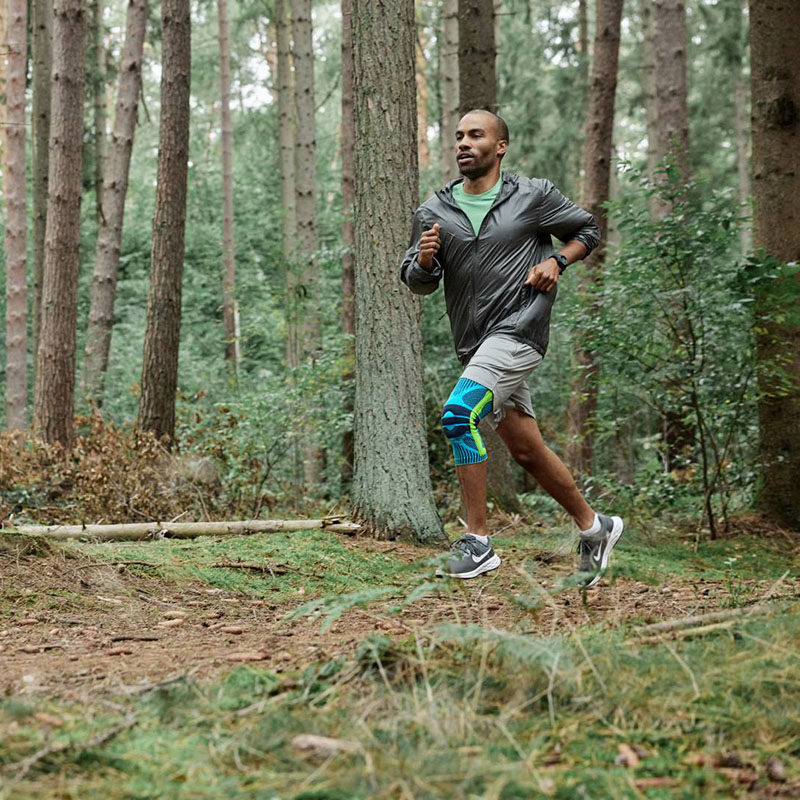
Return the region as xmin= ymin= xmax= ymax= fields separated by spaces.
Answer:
xmin=4 ymin=516 xmax=360 ymax=542
xmin=631 ymin=602 xmax=785 ymax=636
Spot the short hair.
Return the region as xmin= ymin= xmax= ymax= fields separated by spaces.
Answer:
xmin=463 ymin=108 xmax=510 ymax=144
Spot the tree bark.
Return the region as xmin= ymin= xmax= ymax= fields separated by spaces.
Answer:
xmin=3 ymin=0 xmax=28 ymax=430
xmin=340 ymin=0 xmax=355 ymax=485
xmin=33 ymin=0 xmax=86 ymax=449
xmin=138 ymin=0 xmax=191 ymax=442
xmin=565 ymin=0 xmax=624 ymax=477
xmin=734 ymin=69 xmax=751 ymax=256
xmin=749 ymin=0 xmax=800 ymax=528
xmin=641 ymin=0 xmax=689 ymax=217
xmin=351 ymin=0 xmax=443 ymax=542
xmin=291 ymin=0 xmax=323 ymax=487
xmin=415 ymin=13 xmax=430 ymax=171
xmin=276 ymin=0 xmax=298 ymax=366
xmin=89 ymin=0 xmax=106 ymax=226
xmin=82 ymin=0 xmax=147 ymax=404
xmin=217 ymin=0 xmax=239 ymax=368
xmin=440 ymin=0 xmax=459 ymax=182
xmin=31 ymin=0 xmax=53 ymax=362
xmin=458 ymin=0 xmax=496 ymax=115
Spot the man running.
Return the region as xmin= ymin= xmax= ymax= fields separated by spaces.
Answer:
xmin=400 ymin=109 xmax=623 ymax=586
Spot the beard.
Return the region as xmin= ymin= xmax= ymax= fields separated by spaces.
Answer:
xmin=457 ymin=155 xmax=493 ymax=179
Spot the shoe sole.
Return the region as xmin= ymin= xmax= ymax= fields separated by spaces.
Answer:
xmin=437 ymin=553 xmax=501 ymax=580
xmin=585 ymin=516 xmax=624 ymax=588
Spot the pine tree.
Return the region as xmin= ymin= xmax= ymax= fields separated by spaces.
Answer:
xmin=138 ymin=0 xmax=191 ymax=441
xmin=351 ymin=0 xmax=442 ymax=541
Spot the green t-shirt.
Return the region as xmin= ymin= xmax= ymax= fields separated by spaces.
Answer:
xmin=452 ymin=178 xmax=502 ymax=235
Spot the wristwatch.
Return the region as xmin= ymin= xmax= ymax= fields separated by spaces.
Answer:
xmin=551 ymin=253 xmax=569 ymax=274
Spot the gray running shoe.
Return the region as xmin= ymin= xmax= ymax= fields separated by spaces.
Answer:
xmin=435 ymin=534 xmax=501 ymax=579
xmin=577 ymin=513 xmax=624 ymax=588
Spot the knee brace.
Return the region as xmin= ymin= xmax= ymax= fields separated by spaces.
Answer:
xmin=442 ymin=378 xmax=494 ymax=465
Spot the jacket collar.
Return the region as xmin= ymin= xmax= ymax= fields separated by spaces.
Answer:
xmin=437 ymin=171 xmax=519 ymax=206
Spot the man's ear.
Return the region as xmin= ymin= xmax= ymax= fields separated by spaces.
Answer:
xmin=497 ymin=140 xmax=508 ymax=158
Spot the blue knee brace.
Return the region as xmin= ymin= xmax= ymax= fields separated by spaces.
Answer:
xmin=442 ymin=378 xmax=494 ymax=465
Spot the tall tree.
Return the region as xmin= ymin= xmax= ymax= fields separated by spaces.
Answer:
xmin=440 ymin=0 xmax=459 ymax=181
xmin=458 ymin=0 xmax=496 ymax=115
xmin=340 ymin=0 xmax=355 ymax=485
xmin=351 ymin=0 xmax=442 ymax=541
xmin=642 ymin=0 xmax=689 ymax=215
xmin=565 ymin=0 xmax=624 ymax=476
xmin=138 ymin=0 xmax=191 ymax=441
xmin=291 ymin=0 xmax=322 ymax=486
xmin=415 ymin=12 xmax=430 ymax=171
xmin=3 ymin=0 xmax=28 ymax=430
xmin=33 ymin=0 xmax=86 ymax=448
xmin=217 ymin=0 xmax=239 ymax=368
xmin=749 ymin=0 xmax=800 ymax=527
xmin=276 ymin=0 xmax=297 ymax=366
xmin=82 ymin=0 xmax=147 ymax=403
xmin=31 ymin=0 xmax=53 ymax=359
xmin=90 ymin=0 xmax=106 ymax=225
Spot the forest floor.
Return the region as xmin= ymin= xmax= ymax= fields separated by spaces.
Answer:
xmin=1 ymin=511 xmax=799 ymax=799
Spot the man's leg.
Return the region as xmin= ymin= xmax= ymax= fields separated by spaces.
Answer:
xmin=495 ymin=407 xmax=594 ymax=529
xmin=455 ymin=461 xmax=488 ymax=536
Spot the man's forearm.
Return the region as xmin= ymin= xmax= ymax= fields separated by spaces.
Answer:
xmin=556 ymin=239 xmax=589 ymax=267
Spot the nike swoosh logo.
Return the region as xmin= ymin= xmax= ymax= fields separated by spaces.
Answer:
xmin=592 ymin=550 xmax=602 ymax=563
xmin=472 ymin=551 xmax=490 ymax=563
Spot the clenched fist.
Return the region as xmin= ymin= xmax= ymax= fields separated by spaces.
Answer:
xmin=417 ymin=223 xmax=441 ymax=272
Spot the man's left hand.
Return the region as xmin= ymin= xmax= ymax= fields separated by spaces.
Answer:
xmin=525 ymin=258 xmax=560 ymax=292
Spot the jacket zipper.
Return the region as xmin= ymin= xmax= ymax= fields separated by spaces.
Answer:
xmin=438 ymin=175 xmax=516 ymax=348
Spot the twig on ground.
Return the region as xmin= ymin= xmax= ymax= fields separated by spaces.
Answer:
xmin=110 ymin=635 xmax=161 ymax=643
xmin=631 ymin=601 xmax=784 ymax=636
xmin=4 ymin=711 xmax=137 ymax=785
xmin=118 ymin=670 xmax=192 ymax=696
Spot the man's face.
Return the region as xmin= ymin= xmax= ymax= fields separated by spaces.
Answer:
xmin=455 ymin=112 xmax=507 ymax=179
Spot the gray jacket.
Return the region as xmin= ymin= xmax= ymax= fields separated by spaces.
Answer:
xmin=400 ymin=172 xmax=600 ymax=364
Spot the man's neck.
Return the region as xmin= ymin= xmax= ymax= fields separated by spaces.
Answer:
xmin=461 ymin=168 xmax=502 ymax=195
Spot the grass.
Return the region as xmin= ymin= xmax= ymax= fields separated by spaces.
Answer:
xmin=1 ymin=515 xmax=798 ymax=799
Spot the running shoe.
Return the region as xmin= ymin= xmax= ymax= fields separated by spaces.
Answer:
xmin=435 ymin=534 xmax=501 ymax=579
xmin=577 ymin=513 xmax=624 ymax=588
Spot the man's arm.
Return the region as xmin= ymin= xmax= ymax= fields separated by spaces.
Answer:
xmin=525 ymin=180 xmax=600 ymax=292
xmin=400 ymin=210 xmax=443 ymax=295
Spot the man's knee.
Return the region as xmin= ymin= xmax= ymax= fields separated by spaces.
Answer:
xmin=442 ymin=378 xmax=494 ymax=466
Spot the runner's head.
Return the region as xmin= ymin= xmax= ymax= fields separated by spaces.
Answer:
xmin=455 ymin=110 xmax=509 ymax=179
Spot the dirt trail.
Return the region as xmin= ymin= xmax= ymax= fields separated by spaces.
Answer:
xmin=0 ymin=533 xmax=770 ymax=699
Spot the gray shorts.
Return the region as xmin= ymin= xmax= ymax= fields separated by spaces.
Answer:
xmin=461 ymin=334 xmax=543 ymax=429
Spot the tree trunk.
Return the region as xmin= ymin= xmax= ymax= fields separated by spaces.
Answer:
xmin=351 ymin=0 xmax=443 ymax=542
xmin=291 ymin=0 xmax=323 ymax=487
xmin=137 ymin=0 xmax=191 ymax=442
xmin=3 ymin=0 xmax=28 ymax=430
xmin=565 ymin=0 xmax=624 ymax=477
xmin=82 ymin=0 xmax=147 ymax=404
xmin=31 ymin=0 xmax=53 ymax=362
xmin=90 ymin=0 xmax=106 ymax=226
xmin=276 ymin=0 xmax=298 ymax=366
xmin=749 ymin=0 xmax=800 ymax=528
xmin=440 ymin=0 xmax=459 ymax=182
xmin=217 ymin=0 xmax=239 ymax=369
xmin=642 ymin=0 xmax=689 ymax=217
xmin=340 ymin=0 xmax=355 ymax=486
xmin=33 ymin=0 xmax=86 ymax=449
xmin=415 ymin=18 xmax=430 ymax=171
xmin=734 ymin=69 xmax=751 ymax=256
xmin=458 ymin=0 xmax=496 ymax=115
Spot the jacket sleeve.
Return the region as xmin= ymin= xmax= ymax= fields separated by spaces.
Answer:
xmin=400 ymin=207 xmax=443 ymax=295
xmin=535 ymin=180 xmax=601 ymax=255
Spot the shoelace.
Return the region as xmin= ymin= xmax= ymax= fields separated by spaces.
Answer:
xmin=450 ymin=535 xmax=483 ymax=556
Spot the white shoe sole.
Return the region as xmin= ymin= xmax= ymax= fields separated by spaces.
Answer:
xmin=437 ymin=553 xmax=501 ymax=579
xmin=585 ymin=516 xmax=624 ymax=588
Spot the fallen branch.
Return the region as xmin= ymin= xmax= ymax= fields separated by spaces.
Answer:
xmin=632 ymin=602 xmax=785 ymax=636
xmin=207 ymin=561 xmax=290 ymax=575
xmin=4 ymin=712 xmax=137 ymax=784
xmin=4 ymin=516 xmax=360 ymax=542
xmin=634 ymin=620 xmax=739 ymax=645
